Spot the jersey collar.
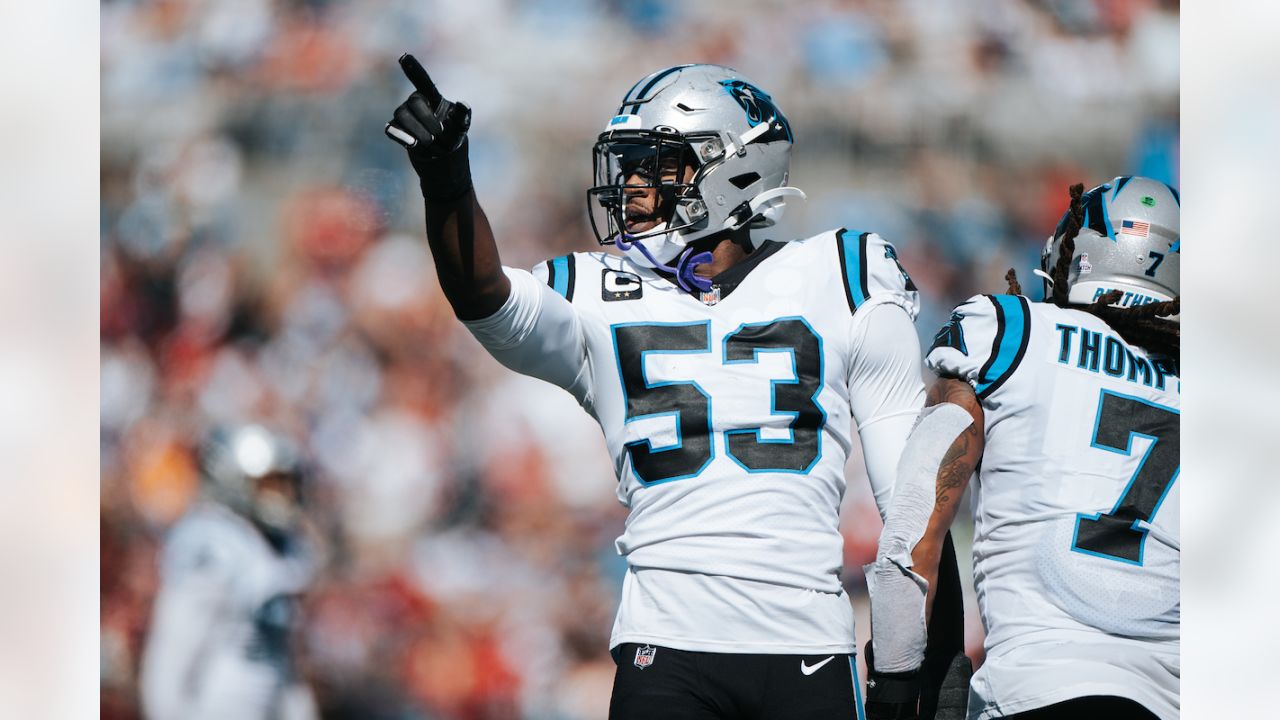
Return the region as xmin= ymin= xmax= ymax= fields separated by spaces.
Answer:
xmin=650 ymin=240 xmax=786 ymax=300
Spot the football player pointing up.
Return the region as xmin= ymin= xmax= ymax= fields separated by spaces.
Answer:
xmin=386 ymin=57 xmax=965 ymax=719
xmin=865 ymin=178 xmax=1180 ymax=720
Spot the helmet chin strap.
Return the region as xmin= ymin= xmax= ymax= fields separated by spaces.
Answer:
xmin=615 ymin=226 xmax=714 ymax=293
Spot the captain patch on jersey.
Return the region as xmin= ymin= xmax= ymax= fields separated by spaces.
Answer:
xmin=602 ymin=268 xmax=643 ymax=301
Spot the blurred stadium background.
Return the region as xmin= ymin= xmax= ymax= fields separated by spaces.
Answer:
xmin=99 ymin=0 xmax=1177 ymax=717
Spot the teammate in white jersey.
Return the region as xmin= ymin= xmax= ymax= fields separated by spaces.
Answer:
xmin=864 ymin=178 xmax=1179 ymax=719
xmin=140 ymin=425 xmax=317 ymax=720
xmin=384 ymin=58 xmax=967 ymax=718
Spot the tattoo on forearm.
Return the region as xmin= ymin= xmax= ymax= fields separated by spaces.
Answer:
xmin=926 ymin=378 xmax=983 ymax=514
xmin=934 ymin=429 xmax=975 ymax=511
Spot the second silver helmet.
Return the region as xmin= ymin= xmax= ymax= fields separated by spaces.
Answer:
xmin=1041 ymin=176 xmax=1180 ymax=313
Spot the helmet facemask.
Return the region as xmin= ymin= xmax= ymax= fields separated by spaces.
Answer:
xmin=587 ymin=130 xmax=710 ymax=244
xmin=588 ymin=129 xmax=727 ymax=291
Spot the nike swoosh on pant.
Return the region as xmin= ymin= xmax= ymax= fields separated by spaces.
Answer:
xmin=800 ymin=656 xmax=835 ymax=675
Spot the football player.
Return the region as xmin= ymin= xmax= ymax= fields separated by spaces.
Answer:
xmin=385 ymin=57 xmax=965 ymax=718
xmin=863 ymin=178 xmax=1179 ymax=719
xmin=139 ymin=425 xmax=317 ymax=720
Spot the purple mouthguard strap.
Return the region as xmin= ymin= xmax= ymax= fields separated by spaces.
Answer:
xmin=615 ymin=234 xmax=714 ymax=293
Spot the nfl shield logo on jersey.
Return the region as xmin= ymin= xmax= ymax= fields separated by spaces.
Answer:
xmin=699 ymin=285 xmax=721 ymax=306
xmin=634 ymin=644 xmax=657 ymax=669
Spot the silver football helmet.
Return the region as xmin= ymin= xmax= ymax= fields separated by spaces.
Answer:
xmin=201 ymin=424 xmax=305 ymax=535
xmin=1039 ymin=176 xmax=1180 ymax=317
xmin=587 ymin=64 xmax=804 ymax=291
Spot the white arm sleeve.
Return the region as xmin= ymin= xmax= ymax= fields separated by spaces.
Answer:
xmin=864 ymin=403 xmax=975 ymax=673
xmin=462 ymin=267 xmax=592 ymax=405
xmin=847 ymin=302 xmax=927 ymax=516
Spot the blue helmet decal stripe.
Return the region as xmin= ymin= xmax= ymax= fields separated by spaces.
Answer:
xmin=616 ymin=64 xmax=699 ymax=115
xmin=1082 ymin=186 xmax=1116 ymax=241
xmin=1100 ymin=188 xmax=1116 ymax=240
xmin=620 ymin=76 xmax=647 ymax=106
xmin=1111 ymin=175 xmax=1133 ymax=202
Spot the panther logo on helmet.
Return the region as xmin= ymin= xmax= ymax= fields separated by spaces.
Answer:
xmin=718 ymin=79 xmax=793 ymax=143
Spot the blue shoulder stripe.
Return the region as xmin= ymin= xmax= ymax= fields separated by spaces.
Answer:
xmin=976 ymin=295 xmax=1031 ymax=398
xmin=546 ymin=254 xmax=576 ymax=301
xmin=835 ymin=229 xmax=870 ymax=313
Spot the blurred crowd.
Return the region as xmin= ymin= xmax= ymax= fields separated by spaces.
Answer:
xmin=100 ymin=0 xmax=1178 ymax=717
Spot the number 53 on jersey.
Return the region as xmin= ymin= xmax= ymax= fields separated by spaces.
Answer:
xmin=612 ymin=317 xmax=828 ymax=484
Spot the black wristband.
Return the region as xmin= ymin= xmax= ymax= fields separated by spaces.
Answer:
xmin=868 ymin=669 xmax=922 ymax=705
xmin=415 ymin=137 xmax=473 ymax=202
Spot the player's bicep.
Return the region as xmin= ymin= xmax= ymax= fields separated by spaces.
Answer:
xmin=464 ymin=266 xmax=591 ymax=401
xmin=847 ymin=303 xmax=927 ymax=514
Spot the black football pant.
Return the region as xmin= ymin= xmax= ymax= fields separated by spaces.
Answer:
xmin=609 ymin=643 xmax=864 ymax=720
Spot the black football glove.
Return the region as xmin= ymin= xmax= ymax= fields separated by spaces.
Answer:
xmin=864 ymin=640 xmax=921 ymax=720
xmin=384 ymin=53 xmax=473 ymax=201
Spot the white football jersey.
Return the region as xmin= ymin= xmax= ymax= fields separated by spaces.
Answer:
xmin=926 ymin=296 xmax=1179 ymax=719
xmin=465 ymin=229 xmax=925 ymax=654
xmin=140 ymin=503 xmax=316 ymax=720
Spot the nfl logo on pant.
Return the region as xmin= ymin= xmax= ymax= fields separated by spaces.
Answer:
xmin=634 ymin=645 xmax=657 ymax=669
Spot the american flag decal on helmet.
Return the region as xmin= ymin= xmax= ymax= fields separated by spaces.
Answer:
xmin=1120 ymin=219 xmax=1150 ymax=237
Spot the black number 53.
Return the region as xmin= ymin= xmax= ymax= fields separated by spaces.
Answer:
xmin=611 ymin=318 xmax=825 ymax=485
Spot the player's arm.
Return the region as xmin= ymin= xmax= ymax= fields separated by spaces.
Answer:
xmin=386 ymin=55 xmax=589 ymax=396
xmin=385 ymin=54 xmax=509 ymax=320
xmin=862 ymin=378 xmax=982 ymax=720
xmin=843 ymin=301 xmax=973 ymax=642
xmin=463 ymin=265 xmax=591 ymax=399
xmin=911 ymin=378 xmax=984 ymax=621
xmin=865 ymin=295 xmax=1000 ymax=719
xmin=846 ymin=302 xmax=926 ymax=512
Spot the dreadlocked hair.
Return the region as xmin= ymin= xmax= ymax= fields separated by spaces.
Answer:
xmin=1051 ymin=183 xmax=1086 ymax=306
xmin=1005 ymin=268 xmax=1023 ymax=296
xmin=1045 ymin=182 xmax=1180 ymax=364
xmin=1078 ymin=291 xmax=1181 ymax=360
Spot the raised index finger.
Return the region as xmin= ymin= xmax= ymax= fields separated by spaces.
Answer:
xmin=399 ymin=53 xmax=443 ymax=107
